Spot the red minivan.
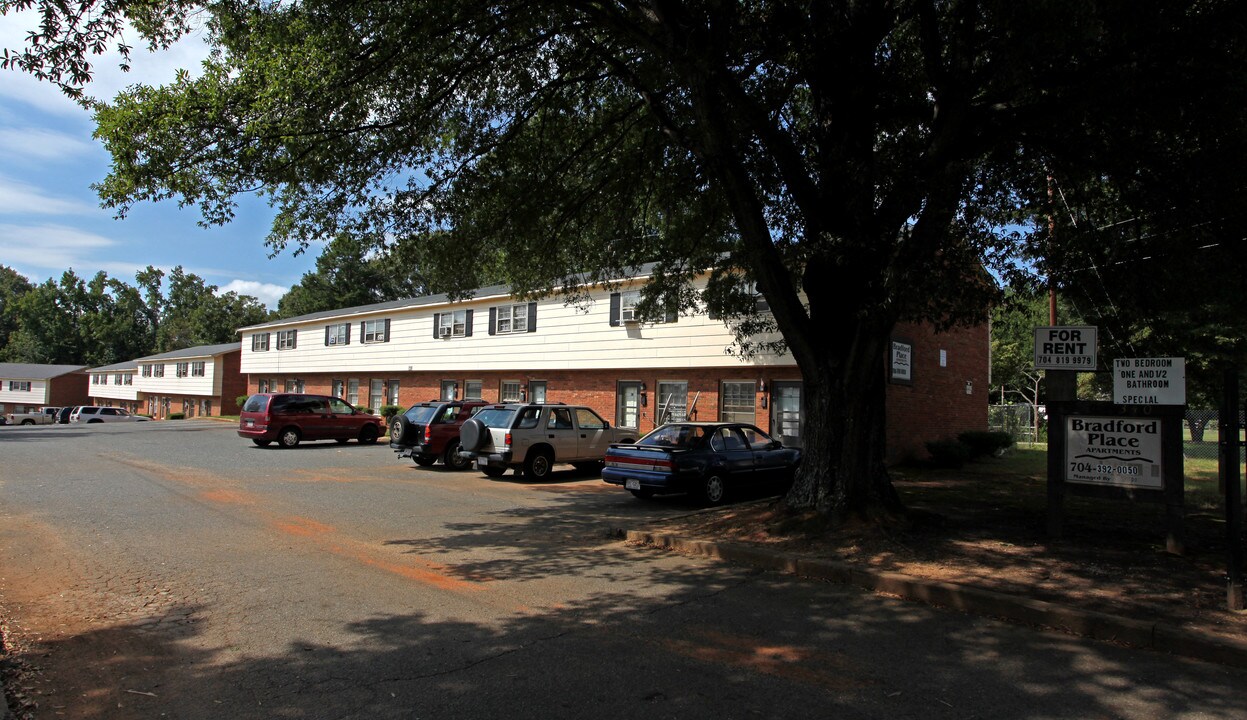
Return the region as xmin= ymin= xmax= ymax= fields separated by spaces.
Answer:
xmin=238 ymin=393 xmax=383 ymax=448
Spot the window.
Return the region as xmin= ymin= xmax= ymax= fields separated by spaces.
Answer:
xmin=574 ymin=408 xmax=608 ymax=430
xmin=114 ymin=373 xmax=123 ymax=385
xmin=191 ymin=361 xmax=205 ymax=377
xmin=347 ymin=379 xmax=360 ymax=405
xmin=124 ymin=374 xmax=133 ymax=386
xmin=500 ymin=381 xmax=523 ymax=403
xmin=91 ymin=374 xmax=100 ymax=385
xmin=464 ymin=380 xmax=482 ymax=399
xmin=284 ymin=379 xmax=304 ymax=393
xmin=711 ymin=426 xmax=749 ymax=452
xmin=434 ymin=309 xmax=472 ymax=338
xmin=369 ymin=379 xmax=384 ymax=410
xmin=547 ymin=408 xmax=573 ymax=429
xmin=491 ymin=303 xmax=536 ymax=334
xmin=277 ymin=329 xmax=298 ymax=350
xmin=362 ymin=319 xmax=390 ymax=344
xmin=720 ymin=381 xmax=757 ymax=424
xmin=386 ymin=380 xmax=399 ymax=406
xmin=176 ymin=362 xmax=189 ymax=378
xmin=610 ymin=290 xmax=676 ymax=325
xmin=142 ymin=364 xmax=152 ymax=377
xmin=528 ymin=381 xmax=547 ymax=404
xmin=258 ymin=379 xmax=270 ymax=393
xmin=656 ymin=381 xmax=688 ymax=423
xmin=325 ymin=322 xmax=350 ymax=346
xmin=329 ymin=398 xmax=353 ymax=415
xmin=332 ymin=379 xmax=345 ymax=399
xmin=152 ymin=364 xmax=165 ymax=378
xmin=440 ymin=380 xmax=457 ymax=401
xmin=201 ymin=399 xmax=212 ymax=416
xmin=252 ymin=333 xmax=270 ymax=352
xmin=8 ymin=381 xmax=31 ymax=392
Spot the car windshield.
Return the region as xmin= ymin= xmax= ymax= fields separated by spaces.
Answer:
xmin=639 ymin=424 xmax=707 ymax=448
xmin=403 ymin=405 xmax=441 ymax=424
xmin=474 ymin=407 xmax=517 ymax=428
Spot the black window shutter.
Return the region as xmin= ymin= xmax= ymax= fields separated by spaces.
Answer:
xmin=345 ymin=323 xmax=351 ymax=345
xmin=609 ymin=293 xmax=621 ymax=326
xmin=361 ymin=321 xmax=367 ymax=342
xmin=664 ymin=301 xmax=678 ymax=324
xmin=488 ymin=307 xmax=497 ymax=335
xmin=383 ymin=318 xmax=391 ymax=342
xmin=527 ymin=302 xmax=537 ymax=332
xmin=465 ymin=309 xmax=474 ymax=337
xmin=324 ymin=326 xmax=331 ymax=346
xmin=432 ymin=314 xmax=440 ymax=338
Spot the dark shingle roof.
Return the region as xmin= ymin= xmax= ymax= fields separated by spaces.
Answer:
xmin=136 ymin=342 xmax=241 ymax=362
xmin=0 ymin=363 xmax=88 ymax=380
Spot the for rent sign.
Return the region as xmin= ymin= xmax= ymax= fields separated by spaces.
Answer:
xmin=1034 ymin=326 xmax=1097 ymax=370
xmin=1065 ymin=416 xmax=1163 ymax=489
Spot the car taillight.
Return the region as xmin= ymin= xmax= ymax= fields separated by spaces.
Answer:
xmin=504 ymin=432 xmax=512 ymax=448
xmin=423 ymin=425 xmax=432 ymax=442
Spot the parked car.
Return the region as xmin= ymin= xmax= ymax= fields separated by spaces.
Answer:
xmin=238 ymin=393 xmax=383 ymax=448
xmin=4 ymin=407 xmax=60 ymax=425
xmin=70 ymin=406 xmax=149 ymax=423
xmin=390 ymin=400 xmax=489 ymax=469
xmin=602 ymin=422 xmax=801 ymax=505
xmin=458 ymin=403 xmax=636 ymax=479
xmin=55 ymin=406 xmax=74 ymax=424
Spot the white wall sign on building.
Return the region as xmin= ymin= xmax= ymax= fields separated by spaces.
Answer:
xmin=1065 ymin=416 xmax=1163 ymax=490
xmin=1034 ymin=326 xmax=1097 ymax=370
xmin=1112 ymin=357 xmax=1186 ymax=406
xmin=890 ymin=339 xmax=913 ymax=384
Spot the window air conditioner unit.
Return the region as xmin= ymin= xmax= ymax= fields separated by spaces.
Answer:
xmin=439 ymin=326 xmax=452 ymax=338
xmin=620 ymin=308 xmax=637 ymax=323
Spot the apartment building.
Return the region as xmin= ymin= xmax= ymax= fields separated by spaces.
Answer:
xmin=0 ymin=363 xmax=89 ymax=414
xmin=88 ymin=343 xmax=248 ymax=419
xmin=238 ymin=273 xmax=988 ymax=462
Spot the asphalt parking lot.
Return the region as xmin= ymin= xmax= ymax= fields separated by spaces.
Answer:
xmin=3 ymin=420 xmax=1246 ymax=720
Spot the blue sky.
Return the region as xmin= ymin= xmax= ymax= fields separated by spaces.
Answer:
xmin=0 ymin=11 xmax=316 ymax=308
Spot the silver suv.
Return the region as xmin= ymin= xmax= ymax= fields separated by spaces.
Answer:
xmin=71 ymin=406 xmax=149 ymax=423
xmin=458 ymin=403 xmax=636 ymax=479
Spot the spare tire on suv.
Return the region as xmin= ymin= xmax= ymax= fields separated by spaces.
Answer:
xmin=459 ymin=417 xmax=487 ymax=451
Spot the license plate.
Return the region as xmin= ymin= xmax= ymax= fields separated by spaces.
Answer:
xmin=477 ymin=458 xmax=487 ymax=469
xmin=625 ymin=479 xmax=641 ymax=490
xmin=245 ymin=420 xmax=254 ymax=428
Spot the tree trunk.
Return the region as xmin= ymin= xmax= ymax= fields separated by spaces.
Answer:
xmin=783 ymin=325 xmax=905 ymax=522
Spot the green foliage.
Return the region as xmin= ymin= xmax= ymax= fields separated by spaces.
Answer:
xmin=379 ymin=405 xmax=402 ymax=421
xmin=168 ymin=412 xmax=185 ymax=420
xmin=924 ymin=439 xmax=973 ymax=469
xmin=956 ymin=431 xmax=1015 ymax=459
xmin=236 ymin=395 xmax=250 ymax=409
xmin=277 ymin=234 xmax=430 ymax=318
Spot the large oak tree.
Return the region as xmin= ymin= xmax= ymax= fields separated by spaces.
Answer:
xmin=5 ymin=1 xmax=1246 ymax=521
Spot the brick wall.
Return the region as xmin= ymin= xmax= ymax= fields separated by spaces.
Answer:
xmin=885 ymin=320 xmax=990 ymax=462
xmin=219 ymin=350 xmax=247 ymax=415
xmin=47 ymin=373 xmax=90 ymax=408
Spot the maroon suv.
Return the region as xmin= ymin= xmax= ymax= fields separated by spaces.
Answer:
xmin=389 ymin=400 xmax=488 ymax=469
xmin=239 ymin=393 xmax=383 ymax=448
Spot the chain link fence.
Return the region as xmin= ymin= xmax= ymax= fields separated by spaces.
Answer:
xmin=989 ymin=404 xmax=1042 ymax=444
xmin=1183 ymin=407 xmax=1246 ymax=461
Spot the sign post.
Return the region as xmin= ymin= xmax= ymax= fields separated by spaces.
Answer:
xmin=1036 ymin=326 xmax=1097 ymax=537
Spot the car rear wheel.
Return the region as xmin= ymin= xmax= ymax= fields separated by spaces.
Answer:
xmin=335 ymin=438 xmax=350 ymax=444
xmin=444 ymin=442 xmax=470 ymax=471
xmin=252 ymin=439 xmax=271 ymax=447
xmin=413 ymin=455 xmax=437 ymax=467
xmin=21 ymin=419 xmax=34 ymax=425
xmin=481 ymin=465 xmax=508 ymax=478
xmin=523 ymin=449 xmax=554 ymax=480
xmin=699 ymin=473 xmax=727 ymax=505
xmin=278 ymin=427 xmax=301 ymax=448
xmin=358 ymin=425 xmax=379 ymax=444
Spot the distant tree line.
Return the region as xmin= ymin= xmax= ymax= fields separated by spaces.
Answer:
xmin=0 ymin=264 xmax=269 ymax=366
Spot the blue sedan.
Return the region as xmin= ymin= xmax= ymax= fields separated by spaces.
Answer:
xmin=602 ymin=422 xmax=801 ymax=505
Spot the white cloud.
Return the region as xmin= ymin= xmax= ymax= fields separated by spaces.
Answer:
xmin=0 ymin=10 xmax=212 ymax=114
xmin=0 ymin=126 xmax=96 ymax=162
xmin=219 ymin=279 xmax=288 ymax=309
xmin=0 ymin=175 xmax=98 ymax=216
xmin=0 ymin=222 xmax=115 ymax=272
